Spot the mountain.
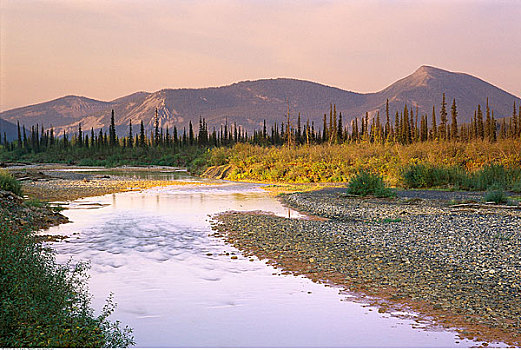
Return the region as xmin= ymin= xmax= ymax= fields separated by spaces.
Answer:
xmin=0 ymin=118 xmax=19 ymax=141
xmin=361 ymin=66 xmax=520 ymax=122
xmin=1 ymin=66 xmax=519 ymax=136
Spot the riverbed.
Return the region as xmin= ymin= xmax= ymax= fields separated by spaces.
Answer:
xmin=42 ymin=178 xmax=494 ymax=347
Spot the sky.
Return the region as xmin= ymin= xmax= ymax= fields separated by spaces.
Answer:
xmin=1 ymin=0 xmax=520 ymax=112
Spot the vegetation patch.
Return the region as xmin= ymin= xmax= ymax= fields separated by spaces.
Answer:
xmin=483 ymin=185 xmax=507 ymax=204
xmin=401 ymin=163 xmax=521 ymax=192
xmin=0 ymin=176 xmax=133 ymax=347
xmin=346 ymin=169 xmax=396 ymax=198
xmin=0 ymin=169 xmax=22 ymax=196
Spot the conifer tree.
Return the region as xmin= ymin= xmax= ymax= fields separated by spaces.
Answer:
xmin=17 ymin=121 xmax=22 ymax=148
xmin=491 ymin=110 xmax=497 ymax=142
xmin=189 ymin=121 xmax=194 ymax=145
xmin=90 ymin=128 xmax=95 ymax=148
xmin=78 ymin=123 xmax=83 ymax=147
xmin=485 ymin=99 xmax=492 ymax=141
xmin=109 ymin=109 xmax=117 ymax=147
xmin=439 ymin=93 xmax=447 ymax=140
xmin=513 ymin=101 xmax=518 ymax=137
xmin=477 ymin=104 xmax=484 ymax=140
xmin=385 ymin=99 xmax=390 ymax=140
xmin=128 ymin=120 xmax=133 ymax=148
xmin=337 ymin=112 xmax=343 ymax=142
xmin=431 ymin=105 xmax=437 ymax=140
xmin=139 ymin=120 xmax=146 ymax=147
xmin=450 ymin=98 xmax=458 ymax=140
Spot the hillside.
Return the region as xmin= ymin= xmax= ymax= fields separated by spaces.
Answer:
xmin=0 ymin=118 xmax=19 ymax=141
xmin=1 ymin=66 xmax=519 ymax=136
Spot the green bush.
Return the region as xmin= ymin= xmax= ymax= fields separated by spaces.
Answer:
xmin=511 ymin=180 xmax=521 ymax=193
xmin=346 ymin=169 xmax=395 ymax=198
xmin=483 ymin=185 xmax=507 ymax=204
xmin=401 ymin=164 xmax=467 ymax=189
xmin=402 ymin=163 xmax=521 ymax=191
xmin=0 ymin=169 xmax=22 ymax=196
xmin=0 ymin=219 xmax=134 ymax=347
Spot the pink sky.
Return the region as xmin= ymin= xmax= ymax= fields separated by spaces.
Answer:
xmin=1 ymin=0 xmax=520 ymax=111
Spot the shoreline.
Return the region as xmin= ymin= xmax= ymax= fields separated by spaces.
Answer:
xmin=8 ymin=165 xmax=219 ymax=202
xmin=10 ymin=165 xmax=521 ymax=345
xmin=213 ymin=189 xmax=521 ymax=347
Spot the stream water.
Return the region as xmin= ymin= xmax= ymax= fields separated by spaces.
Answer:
xmin=43 ymin=176 xmax=492 ymax=347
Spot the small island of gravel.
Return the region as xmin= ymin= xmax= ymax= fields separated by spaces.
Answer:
xmin=213 ymin=188 xmax=521 ymax=346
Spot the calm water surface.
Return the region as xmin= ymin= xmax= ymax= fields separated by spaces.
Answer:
xmin=43 ymin=180 xmax=496 ymax=347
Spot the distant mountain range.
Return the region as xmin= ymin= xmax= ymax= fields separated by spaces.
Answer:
xmin=1 ymin=65 xmax=520 ymax=140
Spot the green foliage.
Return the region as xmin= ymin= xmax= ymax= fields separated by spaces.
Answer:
xmin=483 ymin=185 xmax=507 ymax=204
xmin=346 ymin=169 xmax=396 ymax=198
xmin=24 ymin=198 xmax=45 ymax=208
xmin=402 ymin=163 xmax=521 ymax=191
xmin=0 ymin=218 xmax=134 ymax=347
xmin=0 ymin=169 xmax=22 ymax=196
xmin=401 ymin=164 xmax=466 ymax=188
xmin=511 ymin=180 xmax=521 ymax=193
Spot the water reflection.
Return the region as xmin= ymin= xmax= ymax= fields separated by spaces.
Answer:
xmin=44 ymin=182 xmax=491 ymax=347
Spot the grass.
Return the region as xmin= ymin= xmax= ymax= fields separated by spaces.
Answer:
xmin=346 ymin=169 xmax=396 ymax=198
xmin=0 ymin=169 xmax=22 ymax=196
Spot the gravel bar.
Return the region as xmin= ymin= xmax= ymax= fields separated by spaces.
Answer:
xmin=213 ymin=188 xmax=521 ymax=346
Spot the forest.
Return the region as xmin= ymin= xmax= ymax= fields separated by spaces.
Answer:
xmin=1 ymin=95 xmax=520 ymax=188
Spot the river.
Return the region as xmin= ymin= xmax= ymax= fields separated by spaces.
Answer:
xmin=42 ymin=173 xmax=491 ymax=347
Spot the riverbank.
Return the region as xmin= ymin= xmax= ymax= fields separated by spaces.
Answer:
xmin=5 ymin=165 xmax=217 ymax=202
xmin=213 ymin=188 xmax=521 ymax=346
xmin=0 ymin=187 xmax=134 ymax=347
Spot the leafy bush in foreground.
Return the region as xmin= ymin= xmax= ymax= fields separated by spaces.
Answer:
xmin=0 ymin=219 xmax=134 ymax=347
xmin=346 ymin=169 xmax=395 ymax=198
xmin=0 ymin=169 xmax=22 ymax=196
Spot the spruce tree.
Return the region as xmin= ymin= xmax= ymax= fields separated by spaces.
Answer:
xmin=78 ymin=123 xmax=83 ymax=147
xmin=485 ymin=99 xmax=492 ymax=141
xmin=431 ymin=105 xmax=437 ymax=140
xmin=513 ymin=101 xmax=518 ymax=138
xmin=337 ymin=112 xmax=343 ymax=142
xmin=128 ymin=120 xmax=133 ymax=148
xmin=385 ymin=99 xmax=390 ymax=140
xmin=189 ymin=121 xmax=194 ymax=146
xmin=139 ymin=120 xmax=146 ymax=147
xmin=450 ymin=98 xmax=458 ymax=140
xmin=477 ymin=105 xmax=484 ymax=140
xmin=17 ymin=121 xmax=22 ymax=148
xmin=109 ymin=109 xmax=117 ymax=147
xmin=439 ymin=93 xmax=447 ymax=140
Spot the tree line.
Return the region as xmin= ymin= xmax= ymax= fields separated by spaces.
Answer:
xmin=1 ymin=95 xmax=520 ymax=154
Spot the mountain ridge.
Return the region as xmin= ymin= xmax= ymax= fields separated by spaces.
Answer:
xmin=1 ymin=66 xmax=519 ymax=139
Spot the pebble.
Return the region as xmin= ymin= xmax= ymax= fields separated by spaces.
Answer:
xmin=213 ymin=188 xmax=521 ymax=345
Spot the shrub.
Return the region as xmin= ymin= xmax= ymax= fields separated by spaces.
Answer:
xmin=0 ymin=218 xmax=134 ymax=347
xmin=483 ymin=185 xmax=507 ymax=204
xmin=0 ymin=169 xmax=22 ymax=196
xmin=511 ymin=180 xmax=521 ymax=193
xmin=346 ymin=169 xmax=395 ymax=198
xmin=401 ymin=164 xmax=467 ymax=189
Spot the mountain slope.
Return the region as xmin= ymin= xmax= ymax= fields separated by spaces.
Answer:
xmin=1 ymin=66 xmax=519 ymax=136
xmin=358 ymin=65 xmax=520 ymax=121
xmin=0 ymin=118 xmax=18 ymax=141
